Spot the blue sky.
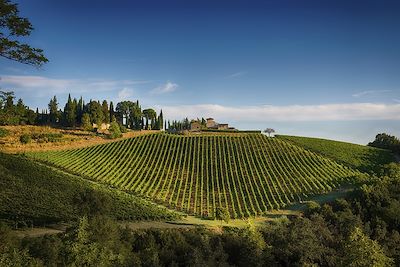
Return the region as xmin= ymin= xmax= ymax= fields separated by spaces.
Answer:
xmin=1 ymin=0 xmax=399 ymax=144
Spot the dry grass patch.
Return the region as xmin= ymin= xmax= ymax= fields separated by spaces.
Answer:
xmin=0 ymin=125 xmax=158 ymax=153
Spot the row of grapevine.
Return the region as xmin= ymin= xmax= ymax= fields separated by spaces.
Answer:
xmin=28 ymin=133 xmax=360 ymax=218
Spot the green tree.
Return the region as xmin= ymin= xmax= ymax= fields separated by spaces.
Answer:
xmin=76 ymin=96 xmax=84 ymax=125
xmin=109 ymin=116 xmax=122 ymax=139
xmin=63 ymin=94 xmax=76 ymax=127
xmin=102 ymin=100 xmax=110 ymax=123
xmin=48 ymin=96 xmax=59 ymax=124
xmin=88 ymin=101 xmax=104 ymax=125
xmin=142 ymin=108 xmax=156 ymax=130
xmin=81 ymin=113 xmax=92 ymax=131
xmin=0 ymin=0 xmax=48 ymax=66
xmin=158 ymin=109 xmax=164 ymax=130
xmin=343 ymin=227 xmax=394 ymax=267
xmin=109 ymin=101 xmax=114 ymax=121
xmin=216 ymin=206 xmax=230 ymax=224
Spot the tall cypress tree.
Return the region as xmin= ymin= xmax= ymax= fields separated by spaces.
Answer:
xmin=63 ymin=94 xmax=76 ymax=127
xmin=102 ymin=100 xmax=110 ymax=123
xmin=109 ymin=101 xmax=114 ymax=121
xmin=48 ymin=96 xmax=59 ymax=125
xmin=159 ymin=109 xmax=164 ymax=130
xmin=76 ymin=96 xmax=83 ymax=125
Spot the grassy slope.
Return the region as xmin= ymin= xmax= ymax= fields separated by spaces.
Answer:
xmin=28 ymin=133 xmax=358 ymax=218
xmin=0 ymin=125 xmax=157 ymax=153
xmin=0 ymin=153 xmax=178 ymax=226
xmin=277 ymin=135 xmax=394 ymax=173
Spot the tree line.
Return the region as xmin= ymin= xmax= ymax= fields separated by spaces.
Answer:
xmin=368 ymin=133 xmax=400 ymax=155
xmin=0 ymin=91 xmax=164 ymax=131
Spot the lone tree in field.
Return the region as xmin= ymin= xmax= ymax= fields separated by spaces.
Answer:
xmin=0 ymin=0 xmax=48 ymax=66
xmin=215 ymin=206 xmax=230 ymax=224
xmin=264 ymin=128 xmax=275 ymax=137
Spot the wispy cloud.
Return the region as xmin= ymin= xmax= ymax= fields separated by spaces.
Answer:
xmin=1 ymin=75 xmax=74 ymax=91
xmin=151 ymin=81 xmax=178 ymax=94
xmin=352 ymin=90 xmax=392 ymax=98
xmin=225 ymin=71 xmax=246 ymax=79
xmin=160 ymin=103 xmax=400 ymax=122
xmin=117 ymin=88 xmax=134 ymax=101
xmin=0 ymin=75 xmax=149 ymax=94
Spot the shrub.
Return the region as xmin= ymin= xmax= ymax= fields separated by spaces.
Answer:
xmin=20 ymin=134 xmax=31 ymax=144
xmin=81 ymin=113 xmax=92 ymax=131
xmin=109 ymin=120 xmax=122 ymax=139
xmin=120 ymin=125 xmax=127 ymax=133
xmin=0 ymin=128 xmax=9 ymax=138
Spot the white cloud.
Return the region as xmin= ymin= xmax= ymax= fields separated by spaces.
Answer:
xmin=225 ymin=71 xmax=246 ymax=79
xmin=0 ymin=75 xmax=149 ymax=94
xmin=0 ymin=75 xmax=73 ymax=90
xmin=160 ymin=103 xmax=400 ymax=122
xmin=117 ymin=87 xmax=134 ymax=101
xmin=352 ymin=90 xmax=392 ymax=98
xmin=151 ymin=81 xmax=178 ymax=94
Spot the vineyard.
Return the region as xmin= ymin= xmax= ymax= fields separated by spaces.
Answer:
xmin=28 ymin=133 xmax=359 ymax=218
xmin=277 ymin=135 xmax=395 ymax=173
xmin=0 ymin=153 xmax=178 ymax=225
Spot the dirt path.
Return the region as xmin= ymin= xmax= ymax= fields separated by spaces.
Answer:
xmin=14 ymin=224 xmax=68 ymax=238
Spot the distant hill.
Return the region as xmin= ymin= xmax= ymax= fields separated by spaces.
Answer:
xmin=276 ymin=135 xmax=395 ymax=173
xmin=28 ymin=133 xmax=359 ymax=219
xmin=0 ymin=153 xmax=178 ymax=227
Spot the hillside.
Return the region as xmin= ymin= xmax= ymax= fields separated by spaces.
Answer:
xmin=0 ymin=153 xmax=178 ymax=227
xmin=28 ymin=133 xmax=359 ymax=218
xmin=0 ymin=125 xmax=157 ymax=153
xmin=276 ymin=135 xmax=395 ymax=172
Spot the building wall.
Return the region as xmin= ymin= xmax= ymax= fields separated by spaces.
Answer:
xmin=206 ymin=119 xmax=216 ymax=128
xmin=190 ymin=122 xmax=201 ymax=131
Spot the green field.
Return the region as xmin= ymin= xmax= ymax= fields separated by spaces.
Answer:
xmin=0 ymin=153 xmax=178 ymax=226
xmin=277 ymin=135 xmax=395 ymax=172
xmin=28 ymin=133 xmax=359 ymax=218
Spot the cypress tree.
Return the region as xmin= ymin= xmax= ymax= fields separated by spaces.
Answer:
xmin=109 ymin=101 xmax=114 ymax=120
xmin=102 ymin=100 xmax=110 ymax=123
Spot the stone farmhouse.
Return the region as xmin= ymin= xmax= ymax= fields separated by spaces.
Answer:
xmin=190 ymin=118 xmax=235 ymax=131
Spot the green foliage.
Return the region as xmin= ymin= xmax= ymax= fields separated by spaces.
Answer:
xmin=31 ymin=132 xmax=63 ymax=143
xmin=368 ymin=133 xmax=400 ymax=154
xmin=277 ymin=135 xmax=395 ymax=173
xmin=0 ymin=91 xmax=36 ymax=125
xmin=116 ymin=100 xmax=142 ymax=130
xmin=216 ymin=206 xmax=230 ymax=223
xmin=0 ymin=127 xmax=9 ymax=137
xmin=119 ymin=124 xmax=127 ymax=133
xmin=81 ymin=113 xmax=92 ymax=131
xmin=0 ymin=153 xmax=178 ymax=226
xmin=101 ymin=100 xmax=110 ymax=123
xmin=48 ymin=96 xmax=59 ymax=124
xmin=63 ymin=94 xmax=77 ymax=127
xmin=343 ymin=227 xmax=394 ymax=267
xmin=0 ymin=0 xmax=48 ymax=66
xmin=88 ymin=100 xmax=104 ymax=125
xmin=19 ymin=133 xmax=31 ymax=144
xmin=108 ymin=117 xmax=122 ymax=139
xmin=29 ymin=133 xmax=358 ymax=218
